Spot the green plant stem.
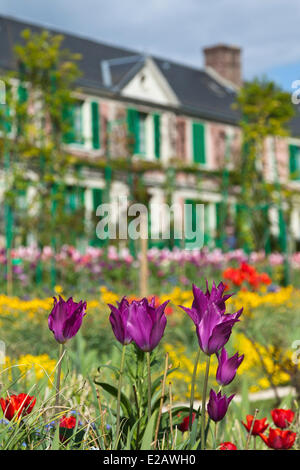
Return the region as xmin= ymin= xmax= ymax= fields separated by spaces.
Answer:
xmin=214 ymin=422 xmax=218 ymax=449
xmin=55 ymin=343 xmax=65 ymax=415
xmin=201 ymin=355 xmax=211 ymax=450
xmin=189 ymin=348 xmax=200 ymax=431
xmin=116 ymin=344 xmax=126 ymax=442
xmin=146 ymin=352 xmax=152 ymax=421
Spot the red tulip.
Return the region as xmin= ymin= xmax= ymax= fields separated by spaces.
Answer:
xmin=60 ymin=415 xmax=77 ymax=429
xmin=178 ymin=413 xmax=195 ymax=432
xmin=259 ymin=428 xmax=296 ymax=450
xmin=242 ymin=414 xmax=268 ymax=436
xmin=0 ymin=393 xmax=36 ymax=421
xmin=219 ymin=441 xmax=237 ymax=450
xmin=271 ymin=409 xmax=295 ymax=429
xmin=59 ymin=415 xmax=78 ymax=443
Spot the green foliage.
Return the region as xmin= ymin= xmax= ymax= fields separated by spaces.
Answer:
xmin=1 ymin=28 xmax=85 ymax=248
xmin=234 ymin=78 xmax=295 ymax=252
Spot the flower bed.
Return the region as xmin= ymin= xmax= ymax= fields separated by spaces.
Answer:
xmin=0 ymin=276 xmax=299 ymax=450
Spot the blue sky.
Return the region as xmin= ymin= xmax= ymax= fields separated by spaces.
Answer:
xmin=1 ymin=0 xmax=300 ymax=91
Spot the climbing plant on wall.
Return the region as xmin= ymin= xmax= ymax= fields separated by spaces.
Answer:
xmin=0 ymin=28 xmax=85 ymax=249
xmin=234 ymin=78 xmax=295 ymax=253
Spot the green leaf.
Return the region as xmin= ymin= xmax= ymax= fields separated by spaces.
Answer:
xmin=151 ymin=368 xmax=178 ymax=394
xmin=141 ymin=411 xmax=157 ymax=450
xmin=124 ymin=419 xmax=141 ymax=450
xmin=94 ymin=381 xmax=133 ymax=419
xmin=51 ymin=424 xmax=60 ymax=450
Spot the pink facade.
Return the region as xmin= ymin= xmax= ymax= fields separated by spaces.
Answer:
xmin=209 ymin=123 xmax=242 ymax=170
xmin=92 ymin=98 xmax=293 ymax=182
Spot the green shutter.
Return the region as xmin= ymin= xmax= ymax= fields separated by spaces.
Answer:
xmin=184 ymin=199 xmax=206 ymax=248
xmin=184 ymin=199 xmax=194 ymax=247
xmin=69 ymin=188 xmax=77 ymax=212
xmin=1 ymin=105 xmax=12 ymax=134
xmin=289 ymin=144 xmax=300 ymax=180
xmin=91 ymin=188 xmax=104 ymax=246
xmin=62 ymin=101 xmax=84 ymax=145
xmin=15 ymin=84 xmax=28 ymax=136
xmin=204 ymin=204 xmax=210 ymax=244
xmin=127 ymin=108 xmax=140 ymax=153
xmin=64 ymin=186 xmax=85 ymax=213
xmin=62 ymin=104 xmax=76 ymax=144
xmin=92 ymin=188 xmax=103 ymax=211
xmin=153 ymin=113 xmax=160 ymax=159
xmin=91 ymin=101 xmax=100 ymax=149
xmin=215 ymin=202 xmax=222 ymax=247
xmin=51 ymin=183 xmax=58 ymax=216
xmin=18 ymin=84 xmax=28 ymax=103
xmin=192 ymin=121 xmax=206 ymax=164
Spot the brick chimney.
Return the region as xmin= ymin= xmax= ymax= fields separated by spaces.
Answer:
xmin=203 ymin=44 xmax=242 ymax=88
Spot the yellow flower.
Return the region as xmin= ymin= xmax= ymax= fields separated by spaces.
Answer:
xmin=16 ymin=354 xmax=57 ymax=381
xmin=3 ymin=354 xmax=57 ymax=384
xmin=54 ymin=285 xmax=63 ymax=295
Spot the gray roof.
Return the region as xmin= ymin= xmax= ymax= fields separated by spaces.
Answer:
xmin=0 ymin=14 xmax=299 ymax=135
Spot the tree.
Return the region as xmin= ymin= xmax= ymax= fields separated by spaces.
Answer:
xmin=234 ymin=78 xmax=295 ymax=253
xmin=0 ymin=28 xmax=84 ymax=250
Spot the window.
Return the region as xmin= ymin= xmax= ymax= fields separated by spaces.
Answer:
xmin=63 ymin=100 xmax=84 ymax=145
xmin=192 ymin=121 xmax=206 ymax=164
xmin=184 ymin=199 xmax=209 ymax=248
xmin=127 ymin=108 xmax=157 ymax=157
xmin=65 ymin=186 xmax=85 ymax=214
xmin=289 ymin=144 xmax=300 ymax=180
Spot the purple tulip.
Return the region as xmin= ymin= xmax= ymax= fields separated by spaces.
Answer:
xmin=180 ymin=283 xmax=242 ymax=355
xmin=207 ymin=389 xmax=235 ymax=422
xmin=216 ymin=348 xmax=244 ymax=386
xmin=126 ymin=297 xmax=170 ymax=352
xmin=108 ymin=297 xmax=133 ymax=345
xmin=48 ymin=296 xmax=87 ymax=344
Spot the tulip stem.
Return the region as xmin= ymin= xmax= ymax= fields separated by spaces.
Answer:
xmin=116 ymin=344 xmax=126 ymax=445
xmin=201 ymin=355 xmax=211 ymax=450
xmin=146 ymin=352 xmax=152 ymax=421
xmin=189 ymin=348 xmax=200 ymax=432
xmin=55 ymin=343 xmax=65 ymax=415
xmin=214 ymin=422 xmax=218 ymax=449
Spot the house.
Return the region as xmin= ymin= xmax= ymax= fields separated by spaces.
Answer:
xmin=0 ymin=15 xmax=300 ymax=250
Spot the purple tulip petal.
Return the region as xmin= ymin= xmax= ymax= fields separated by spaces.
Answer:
xmin=48 ymin=296 xmax=87 ymax=344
